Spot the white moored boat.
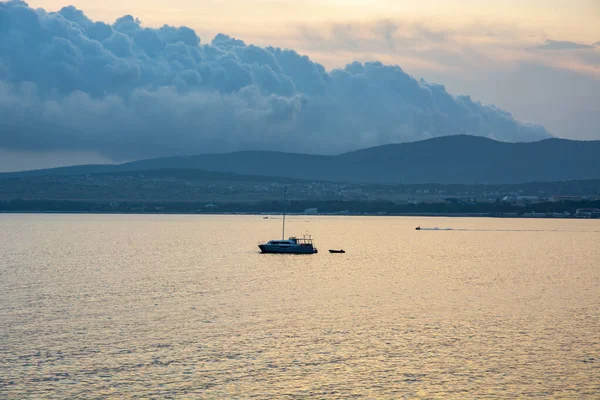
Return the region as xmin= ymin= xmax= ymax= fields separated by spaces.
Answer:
xmin=259 ymin=187 xmax=318 ymax=254
xmin=259 ymin=235 xmax=318 ymax=254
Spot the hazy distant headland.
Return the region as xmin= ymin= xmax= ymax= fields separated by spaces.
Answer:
xmin=1 ymin=135 xmax=599 ymax=217
xmin=3 ymin=135 xmax=599 ymax=185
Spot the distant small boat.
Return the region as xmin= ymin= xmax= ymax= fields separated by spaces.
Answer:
xmin=415 ymin=226 xmax=421 ymax=230
xmin=329 ymin=249 xmax=345 ymax=254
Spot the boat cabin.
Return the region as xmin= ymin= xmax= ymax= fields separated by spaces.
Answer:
xmin=267 ymin=235 xmax=315 ymax=247
xmin=289 ymin=235 xmax=315 ymax=246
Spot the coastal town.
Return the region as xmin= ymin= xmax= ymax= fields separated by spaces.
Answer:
xmin=1 ymin=172 xmax=599 ymax=218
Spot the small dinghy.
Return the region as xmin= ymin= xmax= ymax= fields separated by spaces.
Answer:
xmin=329 ymin=249 xmax=345 ymax=254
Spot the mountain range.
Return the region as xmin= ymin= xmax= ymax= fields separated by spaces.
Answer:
xmin=3 ymin=135 xmax=600 ymax=185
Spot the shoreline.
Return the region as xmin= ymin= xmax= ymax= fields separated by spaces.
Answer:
xmin=1 ymin=210 xmax=597 ymax=219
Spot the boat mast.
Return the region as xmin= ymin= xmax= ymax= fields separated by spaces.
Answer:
xmin=282 ymin=186 xmax=287 ymax=240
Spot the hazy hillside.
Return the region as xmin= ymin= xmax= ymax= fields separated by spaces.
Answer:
xmin=2 ymin=165 xmax=599 ymax=205
xmin=3 ymin=135 xmax=600 ymax=184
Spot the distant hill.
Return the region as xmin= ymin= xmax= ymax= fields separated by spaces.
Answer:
xmin=92 ymin=168 xmax=315 ymax=183
xmin=3 ymin=135 xmax=600 ymax=184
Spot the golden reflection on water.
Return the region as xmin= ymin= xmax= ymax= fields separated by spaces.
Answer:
xmin=1 ymin=214 xmax=599 ymax=398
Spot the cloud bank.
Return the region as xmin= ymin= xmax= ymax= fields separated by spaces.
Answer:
xmin=0 ymin=1 xmax=550 ymax=161
xmin=531 ymin=40 xmax=598 ymax=51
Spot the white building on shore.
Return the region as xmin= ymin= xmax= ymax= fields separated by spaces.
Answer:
xmin=576 ymin=208 xmax=600 ymax=218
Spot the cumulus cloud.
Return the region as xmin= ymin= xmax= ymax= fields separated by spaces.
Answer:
xmin=0 ymin=1 xmax=550 ymax=161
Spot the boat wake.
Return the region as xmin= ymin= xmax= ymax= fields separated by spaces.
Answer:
xmin=416 ymin=227 xmax=600 ymax=233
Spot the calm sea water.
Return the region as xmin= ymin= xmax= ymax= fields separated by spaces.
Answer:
xmin=1 ymin=214 xmax=599 ymax=398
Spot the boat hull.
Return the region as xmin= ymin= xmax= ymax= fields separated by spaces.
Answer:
xmin=259 ymin=244 xmax=318 ymax=254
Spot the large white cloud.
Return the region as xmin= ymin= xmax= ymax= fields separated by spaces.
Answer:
xmin=0 ymin=0 xmax=550 ymax=161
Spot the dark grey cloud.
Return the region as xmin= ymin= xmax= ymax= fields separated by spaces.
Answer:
xmin=531 ymin=39 xmax=598 ymax=51
xmin=0 ymin=1 xmax=550 ymax=162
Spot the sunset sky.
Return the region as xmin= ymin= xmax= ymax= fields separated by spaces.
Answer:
xmin=25 ymin=1 xmax=599 ymax=37
xmin=1 ymin=0 xmax=599 ymax=171
xmin=26 ymin=0 xmax=599 ymax=133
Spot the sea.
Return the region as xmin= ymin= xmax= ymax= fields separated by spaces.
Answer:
xmin=1 ymin=214 xmax=599 ymax=398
